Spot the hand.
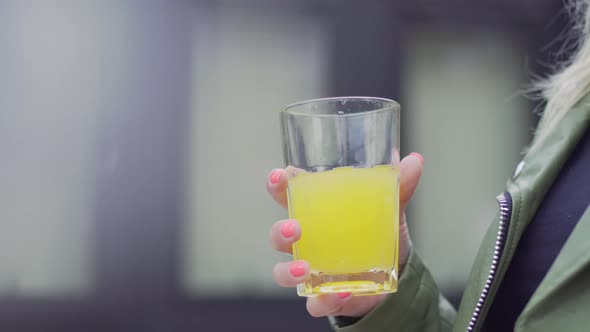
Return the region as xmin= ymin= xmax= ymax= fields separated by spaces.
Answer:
xmin=266 ymin=153 xmax=424 ymax=318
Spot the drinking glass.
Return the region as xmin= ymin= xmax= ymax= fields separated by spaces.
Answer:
xmin=281 ymin=96 xmax=400 ymax=296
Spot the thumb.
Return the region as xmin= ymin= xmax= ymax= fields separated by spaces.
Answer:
xmin=399 ymin=152 xmax=424 ymax=212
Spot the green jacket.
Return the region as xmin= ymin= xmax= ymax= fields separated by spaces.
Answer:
xmin=331 ymin=94 xmax=590 ymax=332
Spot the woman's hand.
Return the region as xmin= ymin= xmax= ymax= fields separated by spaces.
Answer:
xmin=266 ymin=153 xmax=424 ymax=318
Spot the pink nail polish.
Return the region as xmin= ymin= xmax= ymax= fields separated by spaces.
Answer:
xmin=337 ymin=292 xmax=352 ymax=299
xmin=269 ymin=169 xmax=283 ymax=184
xmin=289 ymin=261 xmax=307 ymax=277
xmin=281 ymin=220 xmax=296 ymax=238
xmin=410 ymin=152 xmax=424 ymax=164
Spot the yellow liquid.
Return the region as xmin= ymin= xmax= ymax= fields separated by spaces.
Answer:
xmin=287 ymin=165 xmax=399 ymax=296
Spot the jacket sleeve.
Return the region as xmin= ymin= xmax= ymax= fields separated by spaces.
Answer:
xmin=328 ymin=249 xmax=456 ymax=331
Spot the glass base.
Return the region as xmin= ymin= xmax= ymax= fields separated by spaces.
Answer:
xmin=297 ymin=269 xmax=397 ymax=297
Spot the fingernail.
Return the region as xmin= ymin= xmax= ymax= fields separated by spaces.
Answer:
xmin=410 ymin=152 xmax=424 ymax=164
xmin=280 ymin=220 xmax=296 ymax=238
xmin=269 ymin=169 xmax=283 ymax=184
xmin=289 ymin=261 xmax=307 ymax=278
xmin=337 ymin=292 xmax=352 ymax=299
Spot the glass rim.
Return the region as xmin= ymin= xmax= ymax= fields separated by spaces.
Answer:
xmin=282 ymin=96 xmax=400 ymax=118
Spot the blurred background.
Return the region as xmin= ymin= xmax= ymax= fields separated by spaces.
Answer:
xmin=0 ymin=0 xmax=572 ymax=331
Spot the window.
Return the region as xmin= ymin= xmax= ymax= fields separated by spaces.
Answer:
xmin=402 ymin=28 xmax=531 ymax=294
xmin=183 ymin=4 xmax=329 ymax=297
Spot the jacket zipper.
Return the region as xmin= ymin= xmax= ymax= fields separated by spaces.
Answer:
xmin=466 ymin=192 xmax=513 ymax=332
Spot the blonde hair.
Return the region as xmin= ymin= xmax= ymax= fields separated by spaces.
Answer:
xmin=532 ymin=0 xmax=590 ymax=151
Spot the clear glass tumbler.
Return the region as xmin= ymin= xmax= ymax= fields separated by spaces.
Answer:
xmin=280 ymin=97 xmax=401 ymax=296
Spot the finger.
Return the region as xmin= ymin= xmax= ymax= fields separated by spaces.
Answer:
xmin=269 ymin=219 xmax=301 ymax=254
xmin=266 ymin=166 xmax=306 ymax=209
xmin=266 ymin=168 xmax=288 ymax=208
xmin=273 ymin=261 xmax=309 ymax=288
xmin=337 ymin=294 xmax=388 ymax=317
xmin=399 ymin=152 xmax=424 ymax=212
xmin=398 ymin=212 xmax=412 ymax=268
xmin=306 ymin=293 xmax=353 ymax=318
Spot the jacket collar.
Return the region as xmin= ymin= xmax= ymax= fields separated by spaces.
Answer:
xmin=508 ymin=93 xmax=590 ymax=232
xmin=510 ymin=93 xmax=590 ymax=323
